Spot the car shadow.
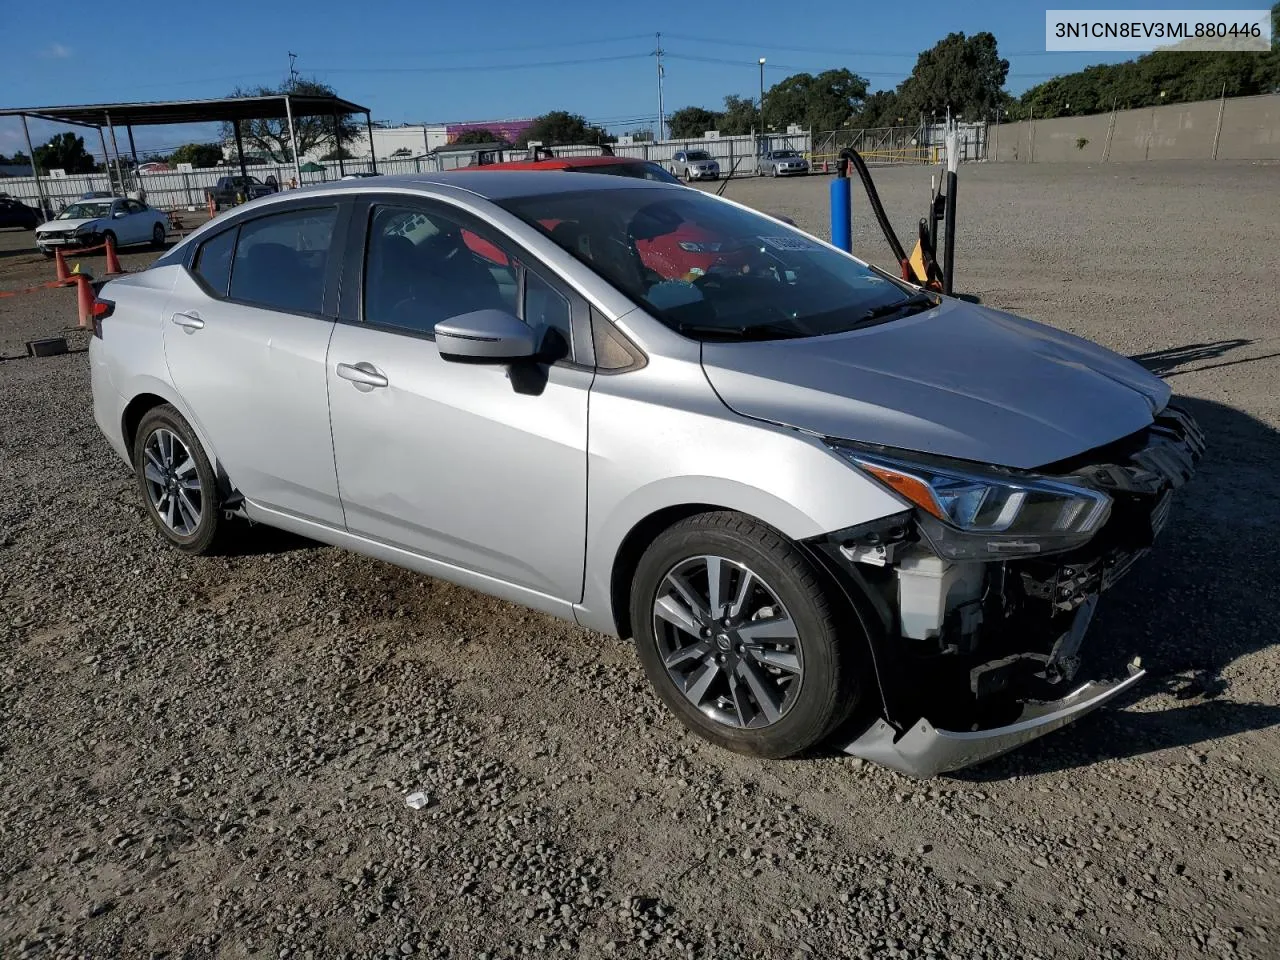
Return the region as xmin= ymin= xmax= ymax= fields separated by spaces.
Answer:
xmin=220 ymin=522 xmax=318 ymax=558
xmin=948 ymin=393 xmax=1280 ymax=778
xmin=1130 ymin=339 xmax=1253 ymax=375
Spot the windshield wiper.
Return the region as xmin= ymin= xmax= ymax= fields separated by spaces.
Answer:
xmin=675 ymin=320 xmax=802 ymax=341
xmin=858 ymin=292 xmax=939 ymax=324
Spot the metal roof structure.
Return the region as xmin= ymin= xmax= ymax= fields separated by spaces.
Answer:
xmin=1 ymin=94 xmax=375 ymax=215
xmin=0 ymin=94 xmax=370 ymax=128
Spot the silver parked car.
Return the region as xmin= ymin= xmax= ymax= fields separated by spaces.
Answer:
xmin=761 ymin=149 xmax=810 ymax=177
xmin=89 ymin=172 xmax=1202 ymax=776
xmin=671 ymin=149 xmax=720 ymax=181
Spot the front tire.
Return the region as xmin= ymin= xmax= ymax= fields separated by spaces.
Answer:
xmin=630 ymin=511 xmax=861 ymax=758
xmin=132 ymin=405 xmax=223 ymax=554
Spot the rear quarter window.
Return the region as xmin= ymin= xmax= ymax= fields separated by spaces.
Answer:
xmin=191 ymin=228 xmax=237 ymax=296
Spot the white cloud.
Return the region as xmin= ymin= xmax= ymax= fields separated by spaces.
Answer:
xmin=43 ymin=43 xmax=72 ymax=59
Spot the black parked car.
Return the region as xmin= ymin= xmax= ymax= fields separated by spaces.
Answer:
xmin=0 ymin=196 xmax=40 ymax=230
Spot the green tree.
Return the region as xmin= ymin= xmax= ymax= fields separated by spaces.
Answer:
xmin=222 ymin=78 xmax=359 ymax=162
xmin=668 ymin=106 xmax=720 ymax=138
xmin=169 ymin=143 xmax=225 ymax=168
xmin=518 ymin=112 xmax=611 ymax=147
xmin=894 ymin=31 xmax=1010 ymax=121
xmin=717 ymin=95 xmax=760 ymax=135
xmin=320 ymin=145 xmax=356 ymax=160
xmin=453 ymin=128 xmax=503 ymax=145
xmin=33 ymin=133 xmax=98 ymax=174
xmin=853 ymin=90 xmax=904 ymax=128
xmin=390 ymin=146 xmax=414 ymax=158
xmin=765 ymin=69 xmax=868 ymax=131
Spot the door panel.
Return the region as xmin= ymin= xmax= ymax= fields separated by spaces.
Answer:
xmin=163 ymin=268 xmax=343 ymax=525
xmin=326 ymin=322 xmax=591 ymax=599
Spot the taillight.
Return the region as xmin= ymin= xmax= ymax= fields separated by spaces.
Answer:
xmin=91 ymin=297 xmax=114 ymax=338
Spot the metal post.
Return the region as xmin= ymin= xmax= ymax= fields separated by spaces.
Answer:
xmin=942 ymin=170 xmax=958 ymax=296
xmin=234 ymin=121 xmax=248 ymax=188
xmin=655 ymin=33 xmax=666 ymax=142
xmin=333 ymin=115 xmax=345 ymax=177
xmin=20 ymin=114 xmax=49 ymax=222
xmin=1211 ymin=82 xmax=1227 ymax=160
xmin=97 ymin=126 xmax=113 ymax=194
xmin=284 ymin=96 xmax=304 ymax=185
xmin=758 ymin=57 xmax=766 ymax=157
xmin=365 ymin=112 xmax=378 ymax=173
xmin=104 ymin=112 xmax=126 ymax=197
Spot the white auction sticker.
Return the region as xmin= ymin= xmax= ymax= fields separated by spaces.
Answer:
xmin=1045 ymin=9 xmax=1272 ymax=51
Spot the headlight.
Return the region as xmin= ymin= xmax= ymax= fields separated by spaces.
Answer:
xmin=832 ymin=446 xmax=1111 ymax=560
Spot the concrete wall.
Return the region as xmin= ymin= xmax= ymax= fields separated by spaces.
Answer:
xmin=992 ymin=93 xmax=1280 ymax=163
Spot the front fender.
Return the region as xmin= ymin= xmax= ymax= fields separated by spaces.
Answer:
xmin=576 ymin=377 xmax=906 ymax=636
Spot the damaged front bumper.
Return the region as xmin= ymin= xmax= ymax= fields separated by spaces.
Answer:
xmin=843 ymin=658 xmax=1146 ymax=777
xmin=814 ymin=405 xmax=1204 ymax=778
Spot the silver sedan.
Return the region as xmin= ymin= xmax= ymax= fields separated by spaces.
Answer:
xmin=89 ymin=172 xmax=1200 ymax=776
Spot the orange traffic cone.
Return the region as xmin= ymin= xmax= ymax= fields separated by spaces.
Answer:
xmin=104 ymin=235 xmax=123 ymax=275
xmin=74 ymin=273 xmax=94 ymax=329
xmin=54 ymin=247 xmax=69 ymax=281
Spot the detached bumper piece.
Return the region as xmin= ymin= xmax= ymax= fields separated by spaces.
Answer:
xmin=844 ymin=659 xmax=1145 ymax=777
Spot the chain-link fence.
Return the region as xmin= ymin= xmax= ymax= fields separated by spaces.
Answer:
xmin=811 ymin=123 xmax=989 ymax=170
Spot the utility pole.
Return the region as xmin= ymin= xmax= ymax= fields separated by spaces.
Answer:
xmin=759 ymin=57 xmax=766 ymax=156
xmin=287 ymin=51 xmax=300 ymax=90
xmin=655 ymin=33 xmax=666 ymax=142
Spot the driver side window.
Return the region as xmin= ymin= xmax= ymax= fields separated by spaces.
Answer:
xmin=362 ymin=204 xmax=574 ymax=354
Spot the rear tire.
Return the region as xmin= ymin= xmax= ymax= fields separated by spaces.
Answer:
xmin=132 ymin=405 xmax=223 ymax=555
xmin=630 ymin=511 xmax=862 ymax=758
xmin=151 ymin=223 xmax=166 ymax=247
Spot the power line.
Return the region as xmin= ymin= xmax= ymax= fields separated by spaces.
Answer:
xmin=301 ymin=32 xmax=654 ymax=58
xmin=661 ymin=30 xmax=1086 ymax=58
xmin=315 ymin=52 xmax=651 ymax=75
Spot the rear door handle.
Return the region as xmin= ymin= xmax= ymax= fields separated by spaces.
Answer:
xmin=336 ymin=361 xmax=389 ymax=389
xmin=170 ymin=311 xmax=204 ymax=330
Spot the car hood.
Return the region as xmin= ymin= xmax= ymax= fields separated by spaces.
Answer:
xmin=700 ymin=298 xmax=1170 ymax=469
xmin=37 ymin=217 xmax=102 ymax=233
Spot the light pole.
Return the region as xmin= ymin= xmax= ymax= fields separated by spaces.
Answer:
xmin=758 ymin=57 xmax=766 ymax=157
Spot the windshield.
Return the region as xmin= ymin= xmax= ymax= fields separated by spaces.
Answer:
xmin=570 ymin=162 xmax=681 ymax=185
xmin=499 ymin=187 xmax=921 ymax=340
xmin=686 ymin=151 xmax=711 ymax=161
xmin=59 ymin=201 xmax=111 ymax=220
xmin=771 ymin=150 xmax=799 ymax=159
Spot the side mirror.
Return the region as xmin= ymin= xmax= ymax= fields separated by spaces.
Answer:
xmin=114 ymin=211 xmax=127 ymax=218
xmin=435 ymin=309 xmax=539 ymax=363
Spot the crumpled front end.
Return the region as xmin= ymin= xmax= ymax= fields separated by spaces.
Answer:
xmin=814 ymin=405 xmax=1204 ymax=777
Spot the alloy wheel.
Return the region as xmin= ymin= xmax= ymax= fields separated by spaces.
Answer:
xmin=141 ymin=427 xmax=203 ymax=536
xmin=651 ymin=555 xmax=804 ymax=729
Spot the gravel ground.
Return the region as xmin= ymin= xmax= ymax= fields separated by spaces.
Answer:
xmin=2 ymin=160 xmax=1279 ymax=959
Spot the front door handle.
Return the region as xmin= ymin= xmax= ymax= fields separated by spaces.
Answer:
xmin=170 ymin=311 xmax=204 ymax=330
xmin=336 ymin=361 xmax=389 ymax=390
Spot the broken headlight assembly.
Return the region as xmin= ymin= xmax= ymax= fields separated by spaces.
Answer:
xmin=831 ymin=446 xmax=1112 ymax=560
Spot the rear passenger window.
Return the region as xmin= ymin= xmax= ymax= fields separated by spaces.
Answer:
xmin=192 ymin=228 xmax=236 ymax=297
xmin=229 ymin=207 xmax=338 ymax=315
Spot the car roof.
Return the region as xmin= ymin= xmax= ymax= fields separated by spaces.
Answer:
xmin=467 ymin=155 xmax=655 ymax=173
xmin=294 ymin=169 xmax=680 ymax=201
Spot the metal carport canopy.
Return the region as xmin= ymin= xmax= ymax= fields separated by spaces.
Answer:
xmin=0 ymin=94 xmax=374 ymax=211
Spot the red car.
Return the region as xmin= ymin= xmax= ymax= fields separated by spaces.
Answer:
xmin=462 ymin=151 xmax=767 ymax=281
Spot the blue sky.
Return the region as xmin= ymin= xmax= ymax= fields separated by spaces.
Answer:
xmin=0 ymin=0 xmax=1232 ymax=158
